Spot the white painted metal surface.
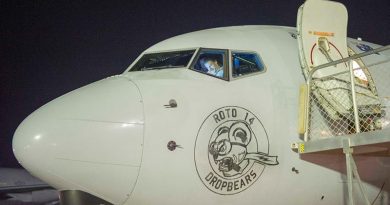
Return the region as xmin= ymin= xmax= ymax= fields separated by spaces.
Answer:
xmin=13 ymin=76 xmax=144 ymax=204
xmin=297 ymin=0 xmax=349 ymax=76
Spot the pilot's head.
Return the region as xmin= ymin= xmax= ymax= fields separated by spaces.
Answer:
xmin=201 ymin=57 xmax=221 ymax=71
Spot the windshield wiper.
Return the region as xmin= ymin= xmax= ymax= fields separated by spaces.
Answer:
xmin=141 ymin=65 xmax=184 ymax=71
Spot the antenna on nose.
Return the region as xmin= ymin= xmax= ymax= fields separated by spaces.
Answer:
xmin=164 ymin=99 xmax=178 ymax=108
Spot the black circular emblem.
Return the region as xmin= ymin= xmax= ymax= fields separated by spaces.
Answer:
xmin=194 ymin=106 xmax=279 ymax=195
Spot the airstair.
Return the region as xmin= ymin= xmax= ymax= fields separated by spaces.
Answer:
xmin=291 ymin=1 xmax=390 ymax=205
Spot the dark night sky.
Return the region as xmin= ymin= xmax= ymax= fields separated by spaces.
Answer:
xmin=1 ymin=0 xmax=389 ymax=167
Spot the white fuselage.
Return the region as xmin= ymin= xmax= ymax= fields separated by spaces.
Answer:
xmin=12 ymin=26 xmax=390 ymax=205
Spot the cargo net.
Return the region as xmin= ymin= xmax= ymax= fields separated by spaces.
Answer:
xmin=307 ymin=57 xmax=390 ymax=140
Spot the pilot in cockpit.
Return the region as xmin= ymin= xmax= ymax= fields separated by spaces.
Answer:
xmin=200 ymin=56 xmax=224 ymax=78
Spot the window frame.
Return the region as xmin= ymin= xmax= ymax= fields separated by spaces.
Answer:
xmin=124 ymin=47 xmax=200 ymax=73
xmin=189 ymin=47 xmax=230 ymax=81
xmin=229 ymin=50 xmax=267 ymax=80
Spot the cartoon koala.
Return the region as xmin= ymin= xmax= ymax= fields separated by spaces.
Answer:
xmin=209 ymin=121 xmax=252 ymax=177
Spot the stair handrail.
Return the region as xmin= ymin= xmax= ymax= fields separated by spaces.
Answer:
xmin=304 ymin=45 xmax=390 ymax=141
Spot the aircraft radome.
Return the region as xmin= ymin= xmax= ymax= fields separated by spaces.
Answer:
xmin=11 ymin=0 xmax=390 ymax=204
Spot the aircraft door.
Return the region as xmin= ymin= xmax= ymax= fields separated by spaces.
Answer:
xmin=297 ymin=0 xmax=349 ymax=77
xmin=297 ymin=1 xmax=383 ymax=134
xmin=297 ymin=0 xmax=353 ymax=123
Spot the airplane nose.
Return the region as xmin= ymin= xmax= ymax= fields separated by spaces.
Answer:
xmin=12 ymin=76 xmax=144 ymax=204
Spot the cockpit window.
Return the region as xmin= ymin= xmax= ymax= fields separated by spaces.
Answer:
xmin=192 ymin=49 xmax=227 ymax=79
xmin=131 ymin=49 xmax=196 ymax=71
xmin=232 ymin=52 xmax=264 ymax=78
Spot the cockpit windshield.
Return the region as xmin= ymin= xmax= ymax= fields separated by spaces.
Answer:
xmin=130 ymin=49 xmax=196 ymax=71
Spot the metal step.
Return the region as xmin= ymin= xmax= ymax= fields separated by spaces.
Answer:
xmin=292 ymin=127 xmax=390 ymax=156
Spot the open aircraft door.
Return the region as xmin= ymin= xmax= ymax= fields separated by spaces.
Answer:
xmin=297 ymin=0 xmax=381 ymax=129
xmin=297 ymin=0 xmax=349 ymax=76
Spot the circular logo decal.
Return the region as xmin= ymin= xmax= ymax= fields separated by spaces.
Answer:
xmin=194 ymin=106 xmax=279 ymax=195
